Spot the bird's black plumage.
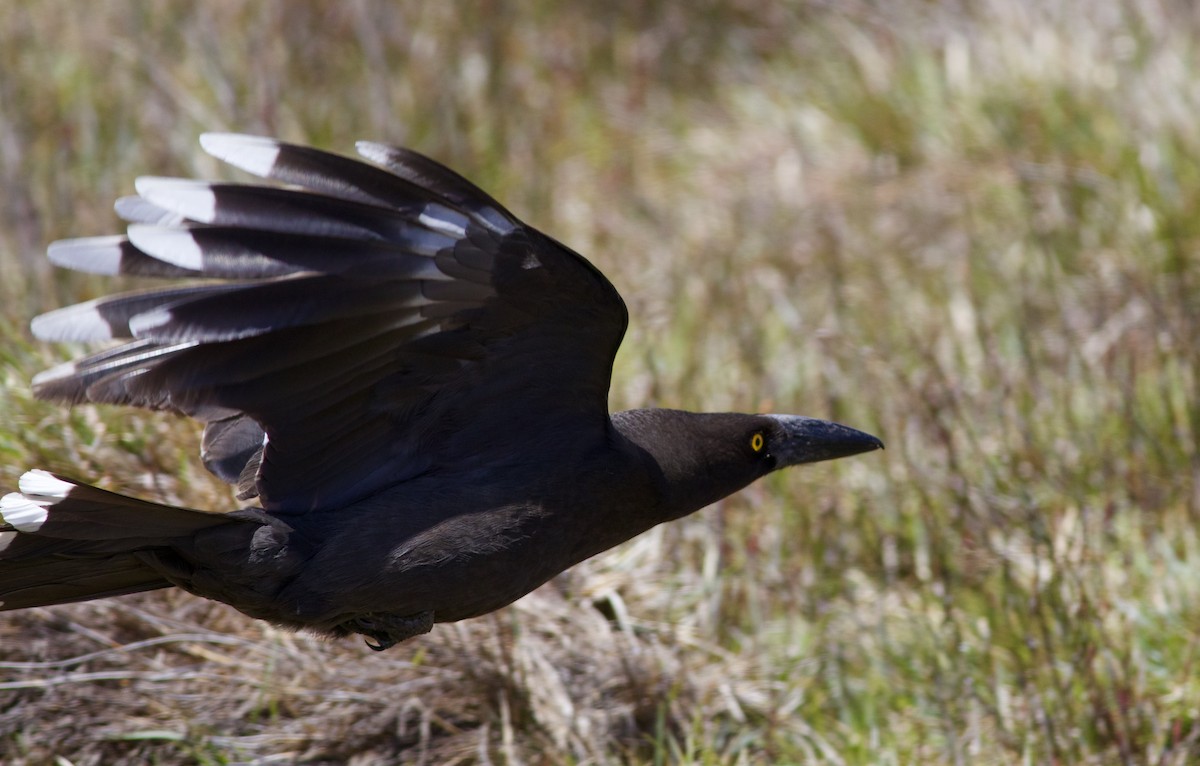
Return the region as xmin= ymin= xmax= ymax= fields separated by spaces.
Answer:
xmin=0 ymin=135 xmax=882 ymax=649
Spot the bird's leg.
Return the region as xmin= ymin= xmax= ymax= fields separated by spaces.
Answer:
xmin=348 ymin=610 xmax=434 ymax=651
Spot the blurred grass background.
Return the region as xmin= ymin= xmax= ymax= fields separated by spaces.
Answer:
xmin=1 ymin=0 xmax=1198 ymax=763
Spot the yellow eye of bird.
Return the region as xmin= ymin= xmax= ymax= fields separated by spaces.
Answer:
xmin=750 ymin=432 xmax=764 ymax=453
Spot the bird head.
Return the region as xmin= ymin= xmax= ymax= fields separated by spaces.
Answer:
xmin=613 ymin=409 xmax=883 ymax=520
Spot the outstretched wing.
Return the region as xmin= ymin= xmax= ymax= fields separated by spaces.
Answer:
xmin=33 ymin=135 xmax=628 ymax=512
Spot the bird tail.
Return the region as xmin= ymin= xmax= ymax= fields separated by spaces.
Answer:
xmin=0 ymin=470 xmax=232 ymax=610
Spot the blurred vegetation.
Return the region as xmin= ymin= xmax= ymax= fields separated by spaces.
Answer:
xmin=1 ymin=0 xmax=1199 ymax=764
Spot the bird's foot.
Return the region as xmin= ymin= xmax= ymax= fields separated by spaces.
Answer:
xmin=348 ymin=610 xmax=434 ymax=651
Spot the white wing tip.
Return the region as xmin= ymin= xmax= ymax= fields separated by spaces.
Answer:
xmin=31 ymin=360 xmax=78 ymax=389
xmin=47 ymin=236 xmax=127 ymax=275
xmin=200 ymin=133 xmax=282 ymax=177
xmin=127 ymin=224 xmax=204 ymax=270
xmin=134 ymin=177 xmax=218 ymax=224
xmin=30 ymin=301 xmax=116 ymax=342
xmin=115 ymin=195 xmax=185 ymax=226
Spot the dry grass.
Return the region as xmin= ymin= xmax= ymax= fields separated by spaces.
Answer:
xmin=1 ymin=1 xmax=1198 ymax=763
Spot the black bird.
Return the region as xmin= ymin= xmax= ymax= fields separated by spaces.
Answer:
xmin=0 ymin=135 xmax=882 ymax=650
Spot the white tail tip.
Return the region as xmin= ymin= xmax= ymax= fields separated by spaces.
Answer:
xmin=18 ymin=469 xmax=77 ymax=499
xmin=0 ymin=492 xmax=49 ymax=532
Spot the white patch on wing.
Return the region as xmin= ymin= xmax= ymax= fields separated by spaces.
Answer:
xmin=134 ymin=178 xmax=219 ymax=224
xmin=128 ymin=225 xmax=204 ymax=270
xmin=0 ymin=530 xmax=16 ymax=551
xmin=418 ymin=204 xmax=468 ymax=238
xmin=353 ymin=141 xmax=399 ymax=167
xmin=354 ymin=140 xmax=518 ymax=235
xmin=200 ymin=133 xmax=282 ymax=178
xmin=126 ymin=307 xmax=175 ymax=337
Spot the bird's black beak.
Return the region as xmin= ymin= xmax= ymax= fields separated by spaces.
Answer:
xmin=767 ymin=415 xmax=884 ymax=466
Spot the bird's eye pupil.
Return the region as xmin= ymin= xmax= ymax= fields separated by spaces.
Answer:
xmin=750 ymin=433 xmax=764 ymax=452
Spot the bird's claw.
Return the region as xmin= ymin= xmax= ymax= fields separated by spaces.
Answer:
xmin=348 ymin=610 xmax=434 ymax=651
xmin=365 ymin=636 xmax=394 ymax=652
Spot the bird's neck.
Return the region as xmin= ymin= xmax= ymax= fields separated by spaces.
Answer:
xmin=609 ymin=408 xmax=752 ymax=522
